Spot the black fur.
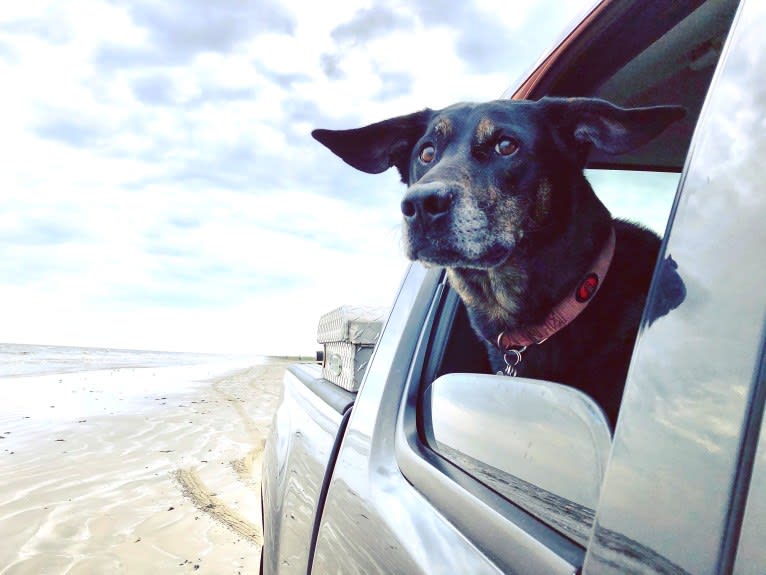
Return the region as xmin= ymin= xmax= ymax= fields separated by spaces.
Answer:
xmin=313 ymin=97 xmax=686 ymax=425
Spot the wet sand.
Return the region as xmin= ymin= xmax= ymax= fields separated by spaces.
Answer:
xmin=0 ymin=359 xmax=292 ymax=574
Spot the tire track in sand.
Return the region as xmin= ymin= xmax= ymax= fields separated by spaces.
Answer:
xmin=172 ymin=363 xmax=289 ymax=546
xmin=212 ymin=364 xmax=285 ymax=486
xmin=230 ymin=438 xmax=266 ymax=486
xmin=211 ymin=368 xmax=267 ymax=486
xmin=174 ymin=468 xmax=263 ymax=546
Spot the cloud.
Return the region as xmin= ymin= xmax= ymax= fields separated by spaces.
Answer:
xmin=130 ymin=73 xmax=258 ymax=107
xmin=130 ymin=74 xmax=175 ymax=105
xmin=258 ymin=69 xmax=312 ymax=90
xmin=34 ymin=115 xmax=109 ymax=147
xmin=376 ymin=70 xmax=415 ymax=101
xmin=281 ymin=97 xmax=323 ymax=125
xmin=320 ymin=52 xmax=344 ymax=80
xmin=0 ymin=188 xmax=409 ymax=353
xmin=95 ymin=0 xmax=296 ymax=70
xmin=331 ymin=5 xmax=414 ymax=45
xmin=0 ymin=9 xmax=74 ymax=45
xmin=107 ymin=266 xmax=302 ymax=310
xmin=0 ymin=219 xmax=82 ymax=247
xmin=409 ymin=0 xmax=587 ymax=76
xmin=410 ymin=1 xmax=517 ymax=73
xmin=0 ymin=0 xmax=596 ymax=353
xmin=308 ymin=0 xmax=575 ymax=114
xmin=0 ymin=39 xmax=17 ymax=61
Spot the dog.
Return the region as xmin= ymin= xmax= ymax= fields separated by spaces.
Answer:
xmin=313 ymin=97 xmax=685 ymax=425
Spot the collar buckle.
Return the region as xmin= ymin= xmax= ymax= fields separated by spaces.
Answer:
xmin=498 ymin=345 xmax=527 ymax=377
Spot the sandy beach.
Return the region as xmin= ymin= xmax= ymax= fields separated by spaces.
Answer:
xmin=0 ymin=357 xmax=292 ymax=574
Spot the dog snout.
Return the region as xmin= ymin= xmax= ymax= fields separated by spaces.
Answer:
xmin=401 ymin=183 xmax=453 ymax=226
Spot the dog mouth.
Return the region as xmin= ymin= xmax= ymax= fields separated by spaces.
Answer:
xmin=402 ymin=208 xmax=518 ymax=269
xmin=408 ymin=240 xmax=513 ymax=269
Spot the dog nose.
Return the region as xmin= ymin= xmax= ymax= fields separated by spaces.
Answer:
xmin=401 ymin=183 xmax=453 ymax=225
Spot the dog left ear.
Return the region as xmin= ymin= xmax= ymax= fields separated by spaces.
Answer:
xmin=312 ymin=109 xmax=434 ymax=183
xmin=541 ymin=97 xmax=686 ymax=156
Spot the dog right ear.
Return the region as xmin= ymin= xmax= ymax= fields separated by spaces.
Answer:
xmin=539 ymin=97 xmax=686 ymax=159
xmin=312 ymin=109 xmax=433 ymax=184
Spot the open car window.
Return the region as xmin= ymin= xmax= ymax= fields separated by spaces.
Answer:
xmin=412 ymin=0 xmax=741 ymax=550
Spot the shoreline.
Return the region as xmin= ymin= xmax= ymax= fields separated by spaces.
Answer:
xmin=0 ymin=359 xmax=292 ymax=573
xmin=0 ymin=340 xmax=314 ymax=379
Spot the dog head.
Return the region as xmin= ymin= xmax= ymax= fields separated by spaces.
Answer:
xmin=313 ymin=98 xmax=684 ymax=269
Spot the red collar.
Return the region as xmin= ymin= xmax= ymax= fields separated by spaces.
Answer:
xmin=497 ymin=227 xmax=616 ymax=351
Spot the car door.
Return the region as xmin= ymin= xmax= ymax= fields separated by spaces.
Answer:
xmin=310 ymin=1 xmax=761 ymax=573
xmin=583 ymin=2 xmax=766 ymax=573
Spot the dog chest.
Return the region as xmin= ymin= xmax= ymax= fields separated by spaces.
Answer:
xmin=316 ymin=305 xmax=387 ymax=391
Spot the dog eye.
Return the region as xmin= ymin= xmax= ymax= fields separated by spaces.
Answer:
xmin=419 ymin=144 xmax=435 ymax=163
xmin=495 ymin=137 xmax=518 ymax=157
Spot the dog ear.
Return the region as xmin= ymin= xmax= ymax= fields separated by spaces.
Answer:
xmin=312 ymin=109 xmax=434 ymax=183
xmin=541 ymin=97 xmax=686 ymax=156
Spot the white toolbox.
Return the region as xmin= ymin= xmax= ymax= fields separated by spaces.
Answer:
xmin=316 ymin=305 xmax=388 ymax=391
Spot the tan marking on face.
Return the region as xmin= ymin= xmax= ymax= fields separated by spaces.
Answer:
xmin=485 ymin=184 xmax=500 ymax=204
xmin=534 ymin=178 xmax=553 ymax=223
xmin=475 ymin=117 xmax=495 ymax=145
xmin=447 ymin=263 xmax=528 ymax=330
xmin=489 ymin=265 xmax=527 ymax=318
xmin=446 ymin=269 xmax=477 ymax=307
xmin=479 ymin=183 xmax=523 ymax=241
xmin=434 ymin=117 xmax=453 ymax=138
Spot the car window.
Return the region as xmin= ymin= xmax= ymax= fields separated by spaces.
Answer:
xmin=586 ymin=170 xmax=680 ymax=236
xmin=409 ymin=0 xmax=741 ymax=550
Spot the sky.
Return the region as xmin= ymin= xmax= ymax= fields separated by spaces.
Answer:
xmin=0 ymin=0 xmax=595 ymax=355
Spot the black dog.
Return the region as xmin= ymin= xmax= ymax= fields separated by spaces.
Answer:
xmin=313 ymin=97 xmax=685 ymax=425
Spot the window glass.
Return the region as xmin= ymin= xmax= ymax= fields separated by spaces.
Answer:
xmin=586 ymin=170 xmax=680 ymax=236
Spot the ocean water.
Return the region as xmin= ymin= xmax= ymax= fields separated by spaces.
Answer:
xmin=0 ymin=342 xmax=262 ymax=379
xmin=0 ymin=343 xmax=272 ymax=427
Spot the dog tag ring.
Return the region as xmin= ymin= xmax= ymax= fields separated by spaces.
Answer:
xmin=501 ymin=346 xmax=527 ymax=377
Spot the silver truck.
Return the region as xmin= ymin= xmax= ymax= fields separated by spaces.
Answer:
xmin=262 ymin=1 xmax=766 ymax=573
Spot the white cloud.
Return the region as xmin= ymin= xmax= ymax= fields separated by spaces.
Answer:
xmin=0 ymin=0 xmax=593 ymax=354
